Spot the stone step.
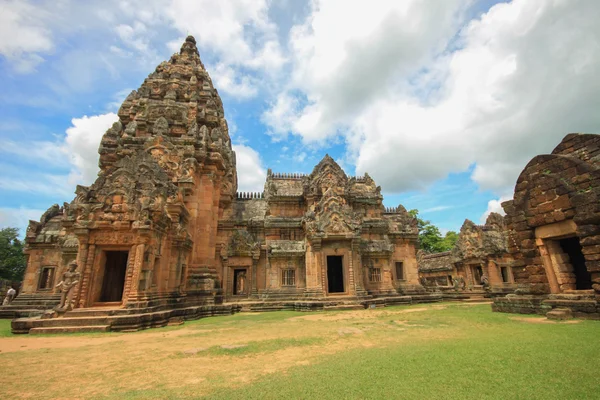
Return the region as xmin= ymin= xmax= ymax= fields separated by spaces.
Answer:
xmin=563 ymin=289 xmax=595 ymax=295
xmin=548 ymin=294 xmax=596 ymax=301
xmin=29 ymin=325 xmax=111 ymax=335
xmin=64 ymin=308 xmax=135 ymax=318
xmin=324 ymin=304 xmax=365 ymax=311
xmin=0 ymin=309 xmax=45 ymax=319
xmin=18 ymin=316 xmax=112 ymax=328
xmin=546 ymin=308 xmax=573 ymax=320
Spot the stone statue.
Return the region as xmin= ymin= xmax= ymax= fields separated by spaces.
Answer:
xmin=55 ymin=262 xmax=81 ymax=311
xmin=481 ymin=274 xmax=490 ymax=292
xmin=453 ymin=276 xmax=466 ymax=291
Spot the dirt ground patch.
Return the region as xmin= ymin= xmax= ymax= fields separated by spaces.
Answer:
xmin=287 ymin=305 xmax=447 ymax=322
xmin=0 ymin=326 xmax=227 ymax=353
xmin=509 ymin=317 xmax=582 ymax=324
xmin=0 ymin=304 xmax=507 ymax=399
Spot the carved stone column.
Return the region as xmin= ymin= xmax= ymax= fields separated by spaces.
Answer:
xmin=251 ymin=251 xmax=260 ymax=297
xmin=75 ymin=235 xmax=90 ymax=308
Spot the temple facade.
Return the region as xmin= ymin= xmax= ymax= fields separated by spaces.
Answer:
xmin=493 ymin=133 xmax=600 ymax=319
xmin=6 ymin=37 xmax=433 ymax=333
xmin=418 ymin=213 xmax=516 ymax=298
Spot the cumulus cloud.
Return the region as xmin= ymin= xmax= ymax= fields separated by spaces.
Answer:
xmin=233 ymin=144 xmax=267 ymax=192
xmin=166 ymin=0 xmax=277 ymax=66
xmin=263 ymin=0 xmax=600 ymax=196
xmin=166 ymin=0 xmax=286 ymax=98
xmin=481 ymin=195 xmax=511 ymax=223
xmin=0 ymin=112 xmax=117 ymax=196
xmin=0 ymin=0 xmax=53 ymax=72
xmin=65 ymin=113 xmax=119 ymax=185
xmin=209 ymin=63 xmax=258 ymax=99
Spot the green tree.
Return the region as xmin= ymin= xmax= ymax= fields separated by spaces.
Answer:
xmin=0 ymin=227 xmax=27 ymax=281
xmin=409 ymin=209 xmax=458 ymax=254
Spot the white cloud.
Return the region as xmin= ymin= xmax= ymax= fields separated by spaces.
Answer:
xmin=263 ymin=0 xmax=600 ymax=197
xmin=0 ymin=140 xmax=69 ymax=168
xmin=481 ymin=195 xmax=511 ymax=223
xmin=0 ymin=207 xmax=47 ymax=237
xmin=210 ymin=63 xmax=258 ymax=99
xmin=233 ymin=144 xmax=267 ymax=192
xmin=166 ymin=0 xmax=276 ymax=66
xmin=294 ymin=152 xmax=307 ymax=163
xmin=65 ymin=113 xmax=119 ymax=185
xmin=422 ymin=205 xmax=454 ymax=214
xmin=261 ymin=93 xmax=301 ymax=137
xmin=0 ymin=0 xmax=53 ymax=72
xmin=0 ymin=173 xmax=75 ymax=199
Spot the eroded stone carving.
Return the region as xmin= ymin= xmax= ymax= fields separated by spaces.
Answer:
xmin=55 ymin=262 xmax=80 ymax=311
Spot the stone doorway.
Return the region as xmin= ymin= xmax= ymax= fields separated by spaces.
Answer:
xmin=471 ymin=265 xmax=483 ymax=285
xmin=558 ymin=237 xmax=592 ymax=290
xmin=233 ymin=269 xmax=248 ymax=296
xmin=99 ymin=251 xmax=128 ymax=303
xmin=326 ymin=256 xmax=344 ymax=293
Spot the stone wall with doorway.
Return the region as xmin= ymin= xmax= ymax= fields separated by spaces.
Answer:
xmin=494 ymin=133 xmax=600 ymax=318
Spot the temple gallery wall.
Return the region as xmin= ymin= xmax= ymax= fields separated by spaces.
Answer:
xmin=2 ymin=36 xmax=599 ymax=334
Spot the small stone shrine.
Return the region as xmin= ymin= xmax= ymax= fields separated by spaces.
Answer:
xmin=418 ymin=213 xmax=515 ymax=299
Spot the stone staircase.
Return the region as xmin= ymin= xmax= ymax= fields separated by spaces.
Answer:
xmin=224 ymin=292 xmax=443 ymax=312
xmin=543 ymin=290 xmax=599 ymax=319
xmin=0 ymin=293 xmax=61 ymax=319
xmin=11 ymin=303 xmax=241 ymax=334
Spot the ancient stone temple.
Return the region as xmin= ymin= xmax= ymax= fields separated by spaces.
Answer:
xmin=493 ymin=133 xmax=600 ymax=319
xmin=5 ymin=36 xmax=435 ymax=334
xmin=418 ymin=213 xmax=515 ymax=299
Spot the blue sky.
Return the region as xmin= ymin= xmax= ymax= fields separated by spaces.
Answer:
xmin=1 ymin=0 xmax=600 ymax=236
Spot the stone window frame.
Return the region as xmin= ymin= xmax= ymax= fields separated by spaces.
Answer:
xmin=281 ymin=269 xmax=296 ymax=287
xmin=369 ymin=267 xmax=382 ymax=282
xmin=38 ymin=266 xmax=57 ymax=291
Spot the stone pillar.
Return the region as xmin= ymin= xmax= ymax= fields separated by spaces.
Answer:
xmin=536 ymin=239 xmax=561 ymax=294
xmin=251 ymin=254 xmax=259 ymax=297
xmin=75 ymin=237 xmax=90 ymax=308
xmin=125 ymin=243 xmax=145 ymax=303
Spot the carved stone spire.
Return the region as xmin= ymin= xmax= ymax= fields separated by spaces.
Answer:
xmin=97 ymin=35 xmax=236 ymax=193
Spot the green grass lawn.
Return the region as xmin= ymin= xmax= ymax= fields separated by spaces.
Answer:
xmin=1 ymin=304 xmax=599 ymax=400
xmin=0 ymin=319 xmax=14 ymax=337
xmin=206 ymin=308 xmax=600 ymax=400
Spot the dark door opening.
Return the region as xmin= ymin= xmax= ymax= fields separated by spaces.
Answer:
xmin=559 ymin=237 xmax=592 ymax=290
xmin=233 ymin=269 xmax=247 ymax=295
xmin=395 ymin=262 xmax=404 ymax=280
xmin=100 ymin=251 xmax=128 ymax=302
xmin=472 ymin=265 xmax=483 ymax=285
xmin=327 ymin=256 xmax=344 ymax=293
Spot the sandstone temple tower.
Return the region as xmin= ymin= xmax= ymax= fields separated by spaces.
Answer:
xmin=6 ymin=37 xmax=435 ymax=333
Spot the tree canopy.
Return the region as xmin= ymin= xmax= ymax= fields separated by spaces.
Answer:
xmin=409 ymin=209 xmax=458 ymax=254
xmin=0 ymin=227 xmax=27 ymax=281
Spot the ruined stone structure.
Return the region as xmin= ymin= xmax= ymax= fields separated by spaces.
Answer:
xmin=418 ymin=213 xmax=515 ymax=299
xmin=5 ymin=36 xmax=435 ymax=334
xmin=493 ymin=134 xmax=600 ymax=319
